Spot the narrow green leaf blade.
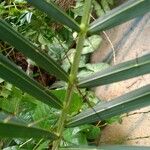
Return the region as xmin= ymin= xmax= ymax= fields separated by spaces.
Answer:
xmin=79 ymin=54 xmax=150 ymax=88
xmin=0 ymin=112 xmax=58 ymax=140
xmin=0 ymin=54 xmax=62 ymax=109
xmin=89 ymin=0 xmax=150 ymax=34
xmin=26 ymin=0 xmax=80 ymax=32
xmin=60 ymin=145 xmax=150 ymax=150
xmin=67 ymin=85 xmax=150 ymax=127
xmin=0 ymin=19 xmax=68 ymax=82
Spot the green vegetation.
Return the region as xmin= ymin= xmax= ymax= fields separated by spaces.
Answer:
xmin=0 ymin=0 xmax=150 ymax=149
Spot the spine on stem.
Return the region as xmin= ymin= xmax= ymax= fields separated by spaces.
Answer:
xmin=52 ymin=1 xmax=92 ymax=149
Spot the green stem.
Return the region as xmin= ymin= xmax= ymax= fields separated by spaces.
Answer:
xmin=52 ymin=1 xmax=92 ymax=149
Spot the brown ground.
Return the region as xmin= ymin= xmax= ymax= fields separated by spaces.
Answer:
xmin=92 ymin=13 xmax=150 ymax=146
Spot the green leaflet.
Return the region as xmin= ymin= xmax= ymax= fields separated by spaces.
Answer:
xmin=79 ymin=54 xmax=150 ymax=88
xmin=67 ymin=85 xmax=150 ymax=127
xmin=0 ymin=19 xmax=68 ymax=82
xmin=60 ymin=145 xmax=150 ymax=150
xmin=89 ymin=0 xmax=150 ymax=34
xmin=26 ymin=0 xmax=80 ymax=32
xmin=0 ymin=112 xmax=58 ymax=140
xmin=0 ymin=54 xmax=62 ymax=109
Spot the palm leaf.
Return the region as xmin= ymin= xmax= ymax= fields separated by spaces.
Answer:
xmin=0 ymin=54 xmax=62 ymax=109
xmin=79 ymin=54 xmax=150 ymax=88
xmin=0 ymin=112 xmax=58 ymax=140
xmin=0 ymin=19 xmax=68 ymax=82
xmin=89 ymin=0 xmax=150 ymax=34
xmin=67 ymin=85 xmax=150 ymax=127
xmin=26 ymin=0 xmax=80 ymax=32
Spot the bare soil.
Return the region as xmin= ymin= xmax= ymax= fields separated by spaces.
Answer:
xmin=92 ymin=13 xmax=150 ymax=146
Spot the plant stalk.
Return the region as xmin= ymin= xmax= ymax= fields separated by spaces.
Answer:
xmin=52 ymin=1 xmax=92 ymax=149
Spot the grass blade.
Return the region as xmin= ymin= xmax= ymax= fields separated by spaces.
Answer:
xmin=0 ymin=19 xmax=68 ymax=82
xmin=0 ymin=54 xmax=62 ymax=109
xmin=60 ymin=145 xmax=150 ymax=150
xmin=67 ymin=84 xmax=150 ymax=127
xmin=89 ymin=0 xmax=150 ymax=34
xmin=26 ymin=0 xmax=80 ymax=32
xmin=79 ymin=54 xmax=150 ymax=88
xmin=0 ymin=112 xmax=58 ymax=140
